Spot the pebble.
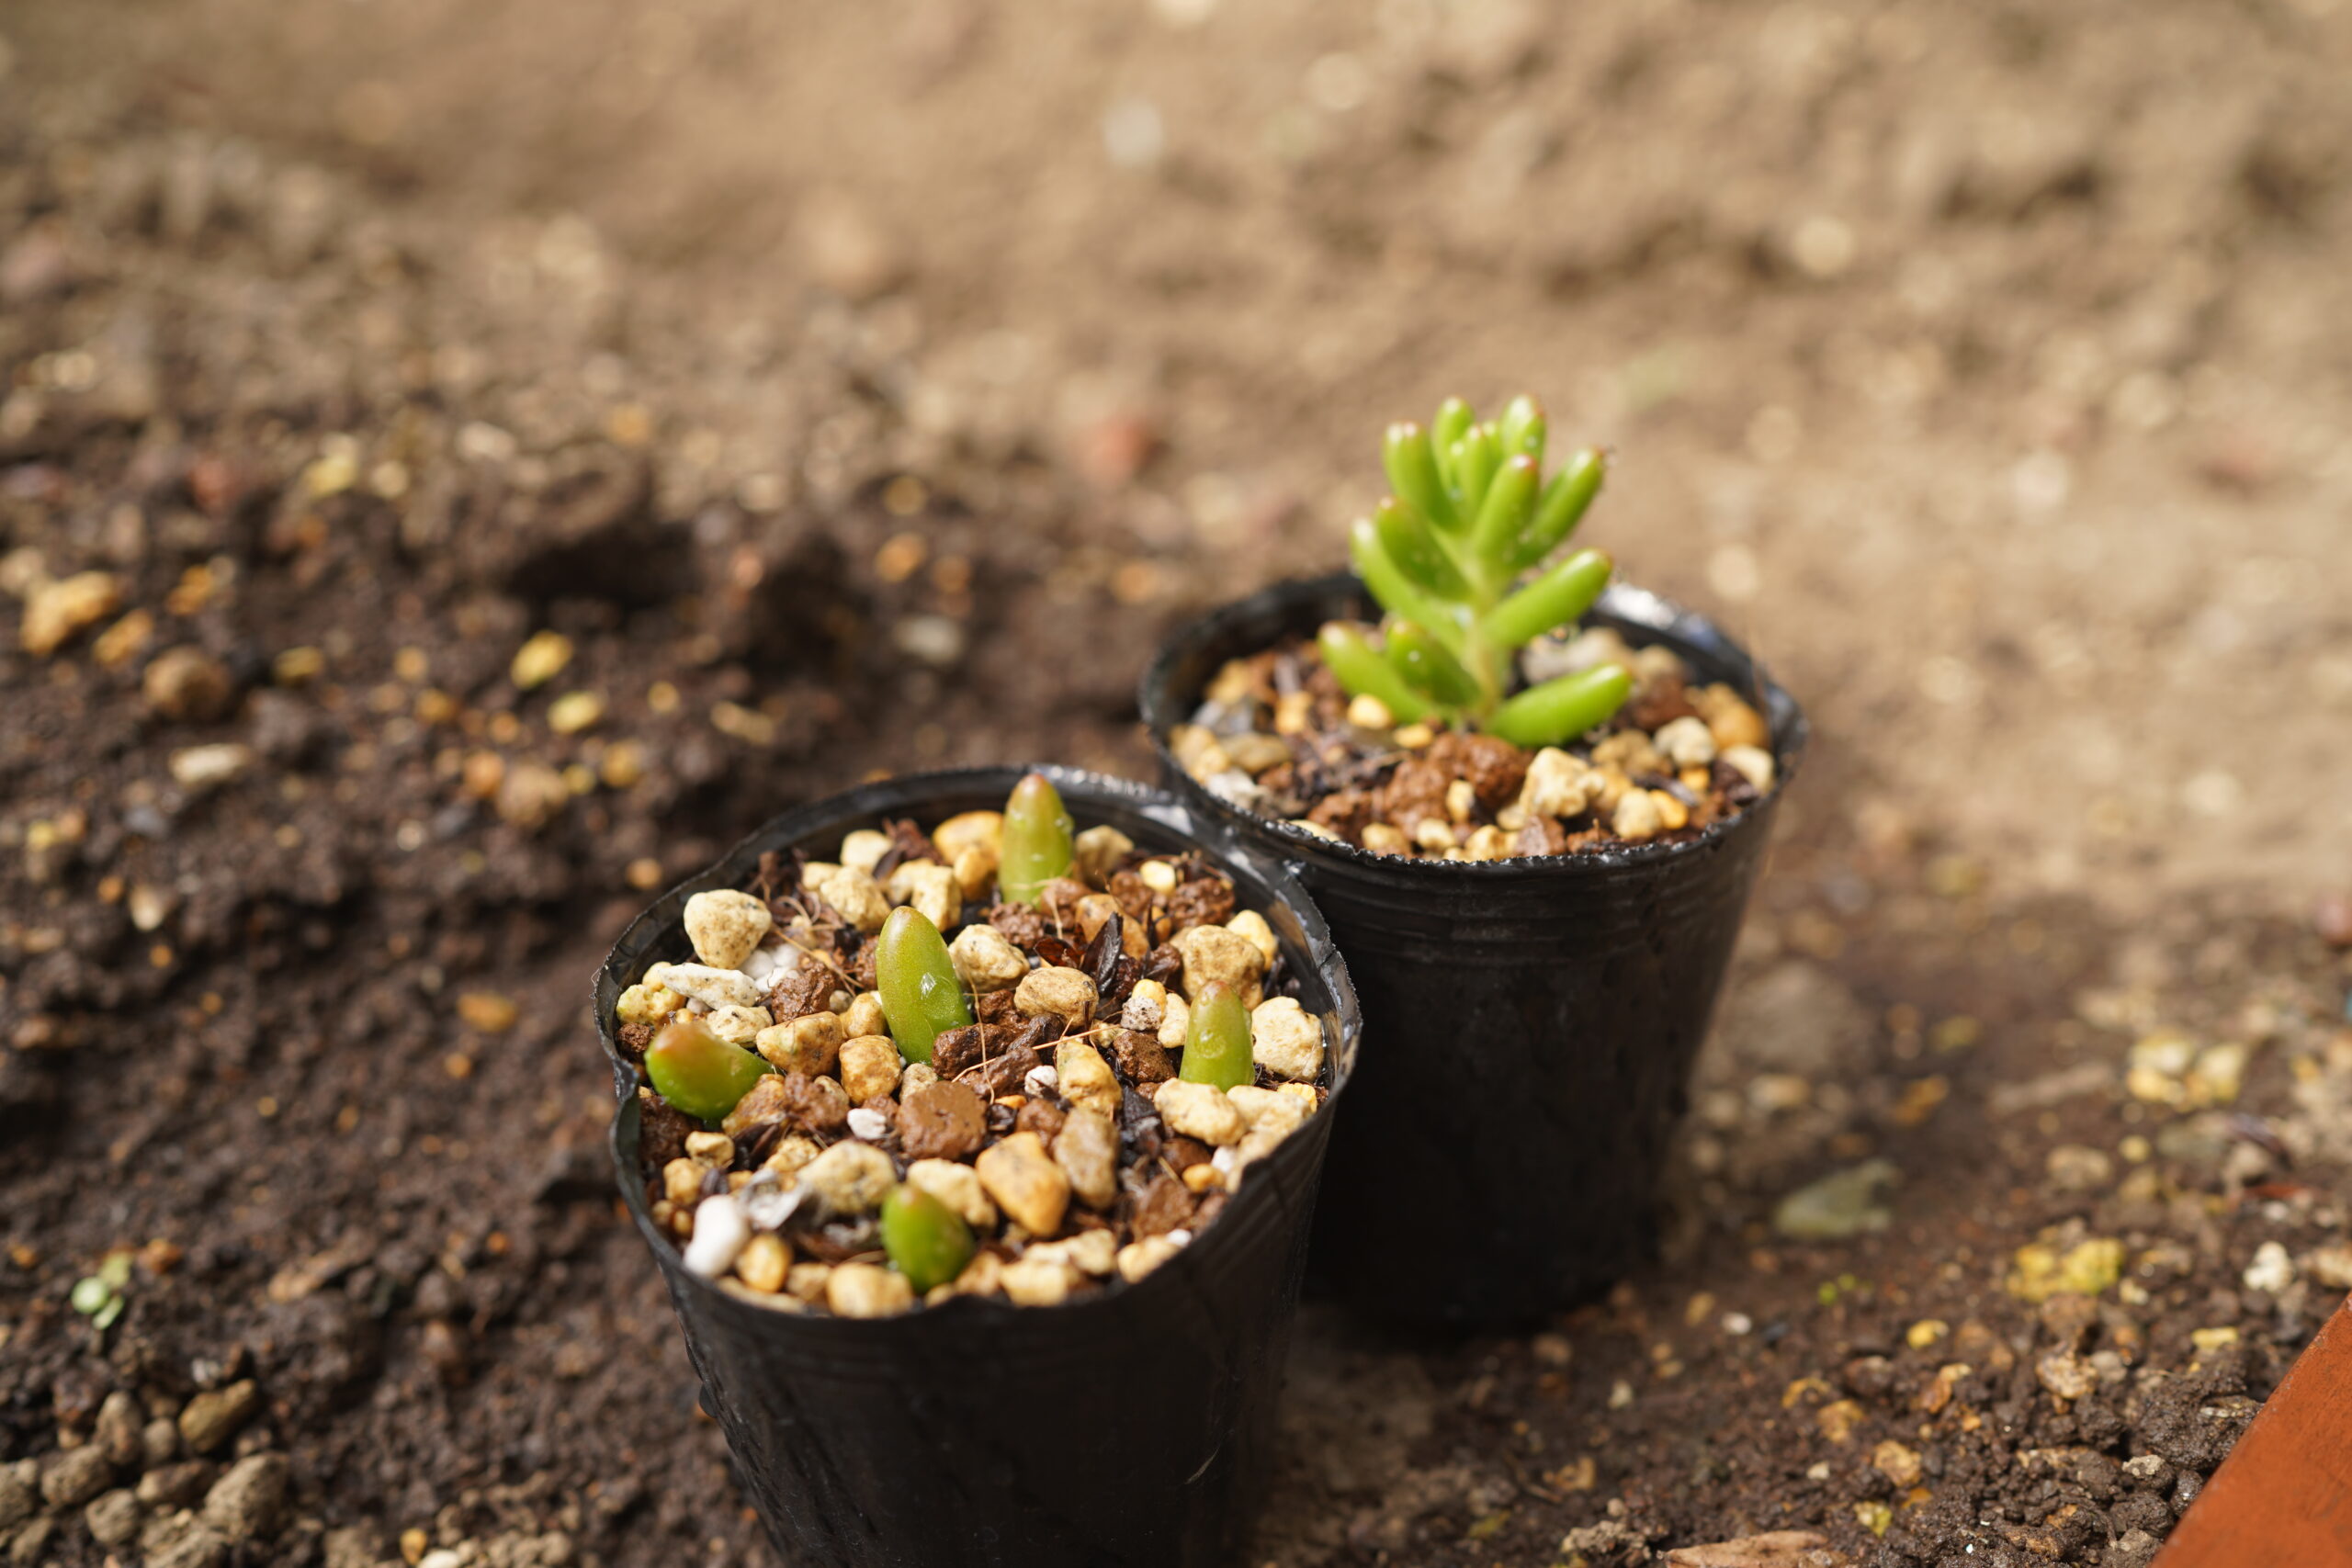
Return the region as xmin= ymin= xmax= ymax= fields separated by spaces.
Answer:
xmin=825 ymin=1262 xmax=915 ymax=1318
xmin=1250 ymin=997 xmax=1324 ymax=1081
xmin=200 ymin=1451 xmax=288 ymax=1540
xmin=2007 ymin=1238 xmax=2124 ymax=1302
xmin=975 ymin=1132 xmax=1071 ymax=1236
xmin=0 ymin=1462 xmax=32 ymax=1531
xmin=142 ymin=647 xmax=238 ymax=721
xmin=948 ymin=923 xmax=1030 ymax=991
xmin=1770 ymin=1159 xmax=1897 ymax=1240
xmin=839 ymin=1035 xmax=902 ymax=1101
xmin=683 ymin=890 xmax=773 ymax=970
xmin=136 ymin=1462 xmax=214 ymax=1508
xmin=798 ymin=1142 xmax=897 ymax=1216
xmin=1116 ymin=1235 xmax=1182 ymax=1282
xmin=1654 ymin=716 xmax=1717 ymax=768
xmin=1611 ymin=788 xmax=1666 ymax=841
xmin=95 ymin=1390 xmax=144 ymax=1467
xmin=168 ymin=742 xmax=254 ymax=793
xmin=1720 ymin=744 xmax=1776 ymax=793
xmin=1154 ymin=1080 xmax=1247 ymax=1146
xmin=2035 ymin=1349 xmax=2099 ymax=1402
xmin=2242 ymin=1240 xmax=2296 ymax=1294
xmin=20 ymin=570 xmax=121 ymax=655
xmin=40 ymin=1444 xmax=114 ymax=1507
xmin=1054 ymin=1040 xmax=1120 ymax=1119
xmin=1001 ymin=1257 xmax=1077 ymax=1307
xmin=1053 ymin=1107 xmax=1120 ymax=1209
xmin=906 ymin=1158 xmax=997 ymax=1230
xmin=801 ymin=863 xmax=890 ymax=932
xmin=85 ymin=1487 xmax=141 ymax=1547
xmin=509 ymin=630 xmax=572 ymax=689
xmin=1519 ymin=747 xmax=1602 ymax=819
xmin=845 ymin=1106 xmax=890 ymax=1142
xmin=1014 ymin=965 xmax=1098 ymax=1029
xmin=1170 ymin=923 xmax=1267 ymax=1009
xmin=644 ymin=962 xmax=763 ymax=1010
xmin=757 ymin=1010 xmax=843 ymax=1075
xmin=1661 ymin=1531 xmax=1835 ymax=1567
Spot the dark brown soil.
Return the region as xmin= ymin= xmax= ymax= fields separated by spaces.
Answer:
xmin=4 ymin=3 xmax=2351 ymax=1565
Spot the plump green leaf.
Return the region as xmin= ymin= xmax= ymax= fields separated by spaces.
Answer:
xmin=645 ymin=1014 xmax=773 ymax=1122
xmin=1385 ymin=620 xmax=1482 ymax=707
xmin=1510 ymin=447 xmax=1607 ymax=570
xmin=1446 ymin=424 xmax=1500 ymax=523
xmin=1479 ymin=549 xmax=1613 ymax=649
xmin=1486 ymin=664 xmax=1634 ymax=749
xmin=1470 ymin=454 xmax=1542 ymax=572
xmin=1179 ymin=982 xmax=1254 ymax=1090
xmin=1498 ymin=395 xmax=1546 ymax=464
xmin=1316 ymin=622 xmax=1431 ymax=722
xmin=999 ymin=772 xmax=1074 ymax=906
xmin=1430 ymin=398 xmax=1475 ymax=488
xmin=1373 ymin=497 xmax=1469 ymax=596
xmin=1349 ymin=520 xmax=1450 ymax=633
xmin=876 ymin=907 xmax=974 ymax=1065
xmin=880 ymin=1183 xmax=977 ymax=1292
xmin=1382 ymin=423 xmax=1457 ymax=532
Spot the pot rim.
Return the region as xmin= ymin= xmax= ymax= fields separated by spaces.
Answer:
xmin=593 ymin=762 xmax=1360 ymax=1328
xmin=1139 ymin=573 xmax=1809 ymax=880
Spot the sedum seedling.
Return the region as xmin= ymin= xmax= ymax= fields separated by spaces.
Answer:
xmin=876 ymin=906 xmax=974 ymax=1065
xmin=1319 ymin=394 xmax=1634 ymax=749
xmin=999 ymin=772 xmax=1075 ymax=906
xmin=880 ymin=1183 xmax=977 ymax=1292
xmin=646 ymin=1013 xmax=771 ymax=1122
xmin=1178 ymin=983 xmax=1255 ymax=1091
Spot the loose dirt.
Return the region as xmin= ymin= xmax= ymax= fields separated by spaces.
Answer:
xmin=3 ymin=2 xmax=2349 ymax=1563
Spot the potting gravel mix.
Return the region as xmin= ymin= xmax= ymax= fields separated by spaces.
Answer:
xmin=613 ymin=774 xmax=1334 ymax=1318
xmin=1170 ymin=625 xmax=1778 ymax=862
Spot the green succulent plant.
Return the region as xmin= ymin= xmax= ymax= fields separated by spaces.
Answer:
xmin=1319 ymin=394 xmax=1634 ymax=749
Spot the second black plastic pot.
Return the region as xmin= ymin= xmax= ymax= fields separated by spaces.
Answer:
xmin=594 ymin=766 xmax=1360 ymax=1568
xmin=1140 ymin=577 xmax=1805 ymax=1328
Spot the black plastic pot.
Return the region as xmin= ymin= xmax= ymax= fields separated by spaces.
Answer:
xmin=594 ymin=766 xmax=1359 ymax=1568
xmin=1140 ymin=576 xmax=1805 ymax=1328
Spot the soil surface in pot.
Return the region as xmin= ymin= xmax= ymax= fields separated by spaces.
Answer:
xmin=1169 ymin=626 xmax=1776 ymax=861
xmin=6 ymin=3 xmax=2351 ymax=1564
xmin=617 ymin=803 xmax=1333 ymax=1317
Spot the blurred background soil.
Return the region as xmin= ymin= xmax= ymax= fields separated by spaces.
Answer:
xmin=3 ymin=2 xmax=2350 ymax=1565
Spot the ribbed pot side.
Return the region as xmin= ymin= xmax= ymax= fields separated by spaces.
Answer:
xmin=1140 ymin=578 xmax=1806 ymax=1327
xmin=594 ymin=767 xmax=1361 ymax=1567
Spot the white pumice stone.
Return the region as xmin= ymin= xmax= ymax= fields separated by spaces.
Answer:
xmin=845 ymin=1107 xmax=890 ymax=1142
xmin=645 ymin=962 xmax=763 ymax=1010
xmin=683 ymin=1193 xmax=751 ymax=1279
xmin=683 ymin=889 xmax=774 ymax=971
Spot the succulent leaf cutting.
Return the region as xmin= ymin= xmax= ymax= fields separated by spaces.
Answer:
xmin=1321 ymin=393 xmax=1633 ymax=749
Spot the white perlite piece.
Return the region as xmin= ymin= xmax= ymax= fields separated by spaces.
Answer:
xmin=683 ymin=890 xmax=774 ymax=971
xmin=1250 ymin=997 xmax=1323 ymax=1082
xmin=1154 ymin=1080 xmax=1246 ymax=1145
xmin=845 ymin=1106 xmax=891 ymax=1142
xmin=1611 ymin=789 xmax=1665 ymax=841
xmin=947 ymin=924 xmax=1029 ymax=992
xmin=742 ymin=943 xmax=797 ymax=987
xmin=646 ymin=962 xmax=763 ymax=1010
xmin=682 ymin=1193 xmax=751 ymax=1279
xmin=1171 ymin=924 xmax=1266 ymax=1009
